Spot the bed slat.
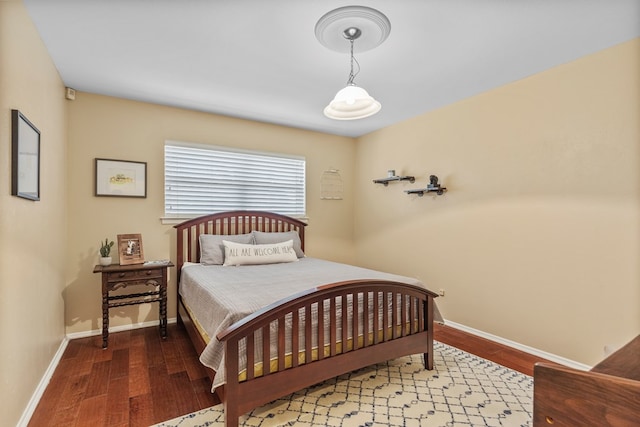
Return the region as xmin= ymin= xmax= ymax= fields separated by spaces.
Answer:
xmin=292 ymin=310 xmax=299 ymax=368
xmin=410 ymin=297 xmax=416 ymax=334
xmin=352 ymin=293 xmax=359 ymax=351
xmin=304 ymin=305 xmax=312 ymax=363
xmin=373 ymin=292 xmax=380 ymax=345
xmin=341 ymin=295 xmax=348 ymax=352
xmin=277 ymin=317 xmax=285 ymax=372
xmin=262 ymin=325 xmax=270 ymax=376
xmin=246 ymin=333 xmax=255 ymax=380
xmin=317 ymin=300 xmax=324 ymax=361
xmin=330 ymin=298 xmax=337 ymax=356
xmin=363 ymin=292 xmax=370 ymax=347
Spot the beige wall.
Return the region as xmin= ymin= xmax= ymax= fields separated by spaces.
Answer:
xmin=0 ymin=1 xmax=68 ymax=425
xmin=355 ymin=38 xmax=640 ymax=366
xmin=65 ymin=93 xmax=355 ymax=334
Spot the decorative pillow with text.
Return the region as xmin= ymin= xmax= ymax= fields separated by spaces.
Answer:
xmin=222 ymin=240 xmax=298 ymax=266
xmin=252 ymin=230 xmax=304 ymax=258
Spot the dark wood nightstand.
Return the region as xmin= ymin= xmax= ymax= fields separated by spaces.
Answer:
xmin=93 ymin=262 xmax=174 ymax=349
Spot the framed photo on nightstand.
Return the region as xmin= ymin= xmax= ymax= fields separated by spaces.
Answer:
xmin=117 ymin=233 xmax=145 ymax=265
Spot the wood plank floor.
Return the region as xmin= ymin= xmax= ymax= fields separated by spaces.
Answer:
xmin=28 ymin=322 xmax=553 ymax=427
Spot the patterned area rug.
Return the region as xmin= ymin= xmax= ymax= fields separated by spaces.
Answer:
xmin=154 ymin=342 xmax=533 ymax=426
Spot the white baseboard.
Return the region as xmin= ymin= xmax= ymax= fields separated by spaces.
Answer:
xmin=17 ymin=336 xmax=69 ymax=427
xmin=19 ymin=318 xmax=177 ymax=426
xmin=444 ymin=319 xmax=592 ymax=371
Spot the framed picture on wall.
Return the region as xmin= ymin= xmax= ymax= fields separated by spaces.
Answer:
xmin=117 ymin=233 xmax=145 ymax=265
xmin=95 ymin=158 xmax=147 ymax=198
xmin=11 ymin=110 xmax=40 ymax=201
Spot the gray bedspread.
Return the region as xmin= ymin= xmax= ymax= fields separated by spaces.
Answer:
xmin=179 ymin=257 xmax=441 ymax=389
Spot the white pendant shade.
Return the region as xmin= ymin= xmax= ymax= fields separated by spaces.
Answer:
xmin=324 ymin=84 xmax=381 ymax=120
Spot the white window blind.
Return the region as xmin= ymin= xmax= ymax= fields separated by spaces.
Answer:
xmin=164 ymin=142 xmax=305 ymax=218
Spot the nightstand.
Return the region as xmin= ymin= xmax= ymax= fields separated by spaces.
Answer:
xmin=93 ymin=262 xmax=174 ymax=349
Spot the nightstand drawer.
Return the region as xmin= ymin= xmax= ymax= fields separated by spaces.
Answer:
xmin=106 ymin=269 xmax=162 ymax=283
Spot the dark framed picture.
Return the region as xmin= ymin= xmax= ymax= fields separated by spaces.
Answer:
xmin=11 ymin=110 xmax=40 ymax=201
xmin=95 ymin=158 xmax=147 ymax=197
xmin=117 ymin=233 xmax=145 ymax=265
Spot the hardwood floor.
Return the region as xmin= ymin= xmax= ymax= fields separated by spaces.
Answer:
xmin=28 ymin=322 xmax=552 ymax=427
xmin=28 ymin=324 xmax=218 ymax=427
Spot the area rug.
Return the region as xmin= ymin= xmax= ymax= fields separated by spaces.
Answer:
xmin=154 ymin=341 xmax=533 ymax=426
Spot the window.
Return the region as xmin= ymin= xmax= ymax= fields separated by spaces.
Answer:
xmin=164 ymin=141 xmax=305 ymax=218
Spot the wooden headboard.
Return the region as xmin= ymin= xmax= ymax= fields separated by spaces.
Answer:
xmin=173 ymin=210 xmax=307 ymax=278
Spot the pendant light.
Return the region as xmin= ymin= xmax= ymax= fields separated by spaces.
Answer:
xmin=323 ymin=27 xmax=381 ymax=120
xmin=315 ymin=6 xmax=391 ymax=121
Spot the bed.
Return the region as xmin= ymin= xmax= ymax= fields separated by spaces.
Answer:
xmin=174 ymin=210 xmax=439 ymax=427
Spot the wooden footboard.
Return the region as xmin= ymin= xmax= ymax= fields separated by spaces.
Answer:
xmin=217 ymin=279 xmax=437 ymax=427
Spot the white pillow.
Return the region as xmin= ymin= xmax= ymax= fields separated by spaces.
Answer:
xmin=223 ymin=240 xmax=298 ymax=266
xmin=252 ymin=230 xmax=304 ymax=258
xmin=199 ymin=233 xmax=254 ymax=265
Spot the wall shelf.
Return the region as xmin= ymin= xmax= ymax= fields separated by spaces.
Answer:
xmin=405 ymin=175 xmax=447 ymax=196
xmin=373 ymin=175 xmax=415 ymax=186
xmin=405 ymin=186 xmax=447 ymax=196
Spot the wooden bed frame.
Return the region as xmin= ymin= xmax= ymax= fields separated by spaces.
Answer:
xmin=174 ymin=211 xmax=438 ymax=427
xmin=533 ymin=334 xmax=640 ymax=426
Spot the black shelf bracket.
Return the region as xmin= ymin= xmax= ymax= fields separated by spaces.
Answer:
xmin=405 ymin=175 xmax=447 ymax=196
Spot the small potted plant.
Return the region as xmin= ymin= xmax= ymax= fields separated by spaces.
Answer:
xmin=99 ymin=238 xmax=115 ymax=266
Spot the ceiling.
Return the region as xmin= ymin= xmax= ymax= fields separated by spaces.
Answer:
xmin=24 ymin=0 xmax=640 ymax=138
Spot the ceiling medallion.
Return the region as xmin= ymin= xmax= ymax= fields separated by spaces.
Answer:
xmin=314 ymin=5 xmax=391 ymax=54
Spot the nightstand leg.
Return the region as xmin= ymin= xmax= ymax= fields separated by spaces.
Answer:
xmin=102 ymin=292 xmax=109 ymax=349
xmin=160 ymin=283 xmax=167 ymax=339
